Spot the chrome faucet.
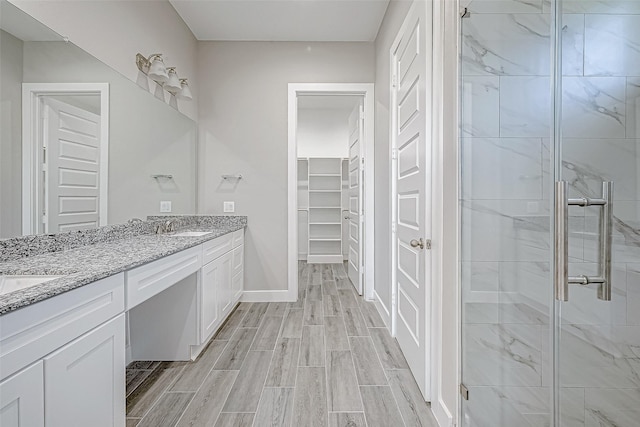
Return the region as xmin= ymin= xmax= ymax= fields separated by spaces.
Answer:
xmin=164 ymin=219 xmax=176 ymax=233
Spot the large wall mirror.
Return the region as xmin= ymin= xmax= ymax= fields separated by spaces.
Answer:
xmin=0 ymin=0 xmax=197 ymax=238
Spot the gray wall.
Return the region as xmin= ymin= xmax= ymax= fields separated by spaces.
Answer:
xmin=373 ymin=0 xmax=412 ymax=318
xmin=197 ymin=41 xmax=375 ymax=292
xmin=0 ymin=30 xmax=24 ymax=238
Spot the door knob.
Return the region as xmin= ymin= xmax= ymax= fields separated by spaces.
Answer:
xmin=410 ymin=238 xmax=425 ymax=249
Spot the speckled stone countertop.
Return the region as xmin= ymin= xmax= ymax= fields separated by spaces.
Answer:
xmin=0 ymin=217 xmax=246 ymax=315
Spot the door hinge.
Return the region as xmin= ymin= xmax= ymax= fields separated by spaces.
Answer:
xmin=359 ymin=105 xmax=365 ymax=121
xmin=392 ymin=74 xmax=398 ymax=88
xmin=392 ymin=222 xmax=397 ymax=233
xmin=460 ymin=383 xmax=469 ymax=400
xmin=391 ymin=148 xmax=398 ymax=160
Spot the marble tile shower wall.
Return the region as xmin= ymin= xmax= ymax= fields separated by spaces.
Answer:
xmin=461 ymin=1 xmax=640 ymax=426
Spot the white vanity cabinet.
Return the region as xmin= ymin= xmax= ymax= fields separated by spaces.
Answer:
xmin=0 ymin=361 xmax=44 ymax=427
xmin=200 ymin=229 xmax=244 ymax=343
xmin=0 ymin=273 xmax=126 ymax=427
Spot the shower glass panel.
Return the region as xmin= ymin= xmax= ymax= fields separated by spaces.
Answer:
xmin=460 ymin=0 xmax=640 ymax=425
xmin=460 ymin=1 xmax=554 ymax=425
xmin=557 ymin=0 xmax=640 ymax=425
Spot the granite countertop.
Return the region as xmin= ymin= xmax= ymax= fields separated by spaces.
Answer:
xmin=0 ymin=224 xmax=245 ymax=315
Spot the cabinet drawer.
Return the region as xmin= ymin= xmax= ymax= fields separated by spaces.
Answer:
xmin=0 ymin=273 xmax=124 ymax=380
xmin=126 ymin=245 xmax=201 ymax=310
xmin=203 ymin=233 xmax=233 ymax=265
xmin=232 ymin=228 xmax=244 ymax=248
xmin=232 ymin=245 xmax=244 ymax=277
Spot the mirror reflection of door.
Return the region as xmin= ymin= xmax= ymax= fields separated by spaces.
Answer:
xmin=40 ymin=96 xmax=101 ymax=233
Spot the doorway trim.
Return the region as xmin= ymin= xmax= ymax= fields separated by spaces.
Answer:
xmin=287 ymin=83 xmax=375 ymax=302
xmin=22 ymin=82 xmax=109 ymax=235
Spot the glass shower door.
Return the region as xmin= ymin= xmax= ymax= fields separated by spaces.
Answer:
xmin=461 ymin=0 xmax=640 ymax=425
xmin=459 ymin=1 xmax=555 ymax=425
xmin=556 ymin=2 xmax=640 ymax=425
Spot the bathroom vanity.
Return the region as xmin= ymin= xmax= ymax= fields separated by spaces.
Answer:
xmin=0 ymin=216 xmax=246 ymax=427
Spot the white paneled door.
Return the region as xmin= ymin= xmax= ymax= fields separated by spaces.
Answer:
xmin=391 ymin=0 xmax=431 ymax=400
xmin=43 ymin=98 xmax=101 ymax=233
xmin=347 ymin=101 xmax=364 ymax=295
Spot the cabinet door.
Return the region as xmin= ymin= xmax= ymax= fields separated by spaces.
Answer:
xmin=44 ymin=314 xmax=125 ymax=427
xmin=0 ymin=361 xmax=44 ymax=427
xmin=201 ymin=258 xmax=222 ymax=342
xmin=218 ymin=252 xmax=233 ymax=318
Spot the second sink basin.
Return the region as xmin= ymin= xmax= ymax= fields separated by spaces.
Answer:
xmin=0 ymin=275 xmax=63 ymax=296
xmin=171 ymin=231 xmax=213 ymax=237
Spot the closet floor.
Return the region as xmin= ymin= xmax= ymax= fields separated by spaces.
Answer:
xmin=125 ymin=262 xmax=438 ymax=427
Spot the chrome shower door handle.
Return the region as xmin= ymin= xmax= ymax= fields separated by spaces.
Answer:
xmin=598 ymin=182 xmax=613 ymax=301
xmin=555 ymin=181 xmax=569 ymax=301
xmin=554 ymin=181 xmax=614 ymax=302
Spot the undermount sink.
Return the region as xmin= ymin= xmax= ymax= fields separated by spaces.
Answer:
xmin=171 ymin=231 xmax=213 ymax=237
xmin=0 ymin=275 xmax=63 ymax=296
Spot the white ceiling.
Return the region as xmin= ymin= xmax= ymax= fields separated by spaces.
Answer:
xmin=169 ymin=0 xmax=390 ymax=42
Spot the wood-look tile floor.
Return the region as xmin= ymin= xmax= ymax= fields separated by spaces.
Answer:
xmin=126 ymin=262 xmax=439 ymax=427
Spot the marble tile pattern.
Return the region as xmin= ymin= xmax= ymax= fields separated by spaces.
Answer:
xmin=461 ymin=5 xmax=640 ymax=426
xmin=125 ymin=262 xmax=439 ymax=427
xmin=0 ymin=216 xmax=247 ymax=315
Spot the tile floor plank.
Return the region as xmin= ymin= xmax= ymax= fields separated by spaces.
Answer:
xmin=360 ymin=301 xmax=386 ymax=327
xmin=360 ymin=386 xmax=405 ymax=427
xmin=176 ymin=370 xmax=238 ymax=427
xmin=369 ymin=328 xmax=409 ymax=369
xmin=222 ymin=351 xmax=273 ymax=412
xmin=326 ymin=350 xmax=362 ymax=412
xmin=214 ymin=413 xmax=255 ymax=427
xmin=126 ymin=418 xmax=141 ymax=427
xmin=349 ymin=336 xmax=388 ymax=385
xmin=265 ymin=302 xmax=288 ymax=317
xmin=213 ymin=328 xmax=258 ymax=370
xmin=251 ymin=316 xmax=284 ymax=351
xmin=281 ymin=309 xmax=304 ymax=338
xmin=291 ymin=367 xmax=328 ymax=427
xmin=323 ymin=295 xmax=342 ymax=316
xmin=137 ymin=392 xmax=194 ymax=427
xmin=304 ymin=300 xmax=324 ymax=325
xmin=126 ymin=362 xmax=186 ymax=418
xmin=324 ymin=316 xmax=350 ymax=350
xmin=215 ymin=305 xmax=249 ymax=340
xmin=299 ymin=325 xmax=325 ymax=367
xmin=328 ymin=412 xmax=367 ymax=427
xmin=387 ymin=369 xmax=439 ymax=426
xmin=126 ymin=370 xmax=153 ymax=397
xmin=342 ymin=307 xmax=369 ymax=336
xmin=338 ymin=289 xmax=359 ymax=308
xmin=253 ymin=387 xmax=294 ymax=427
xmin=171 ymin=340 xmax=228 ymax=391
xmin=239 ymin=302 xmax=269 ymax=327
xmin=307 ymin=284 xmax=323 ymax=301
xmin=265 ymin=338 xmax=301 ymax=387
xmin=322 ymin=280 xmax=339 ymax=296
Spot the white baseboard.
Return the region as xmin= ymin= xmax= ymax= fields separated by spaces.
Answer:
xmin=241 ymin=289 xmax=294 ymax=302
xmin=432 ymin=397 xmax=454 ymax=427
xmin=373 ymin=290 xmax=391 ymax=329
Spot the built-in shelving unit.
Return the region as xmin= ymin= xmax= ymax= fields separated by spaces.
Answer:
xmin=299 ymin=157 xmax=346 ymax=263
